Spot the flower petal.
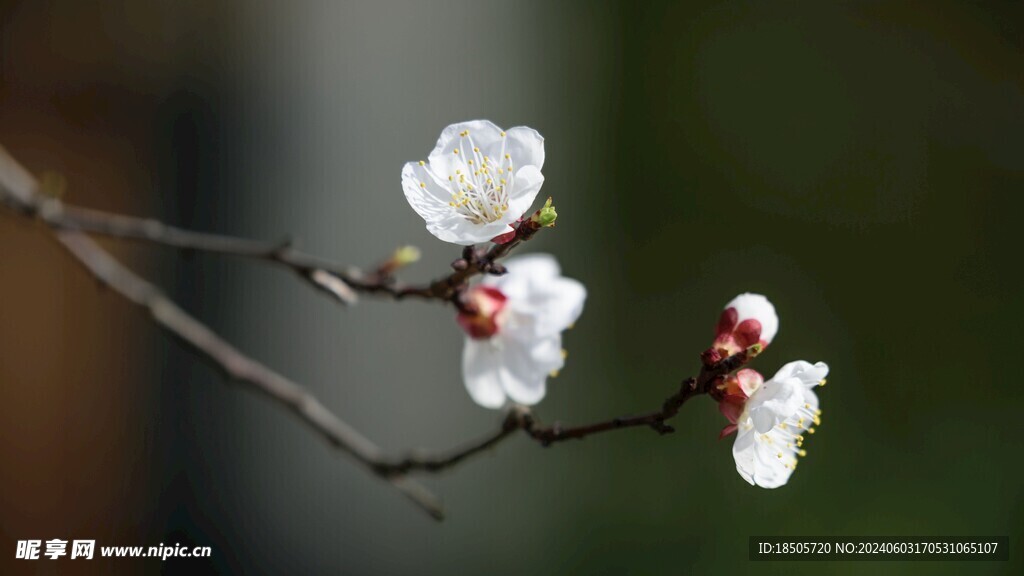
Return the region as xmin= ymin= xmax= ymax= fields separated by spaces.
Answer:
xmin=503 ymin=126 xmax=545 ymax=170
xmin=747 ymin=377 xmax=803 ymax=433
xmin=499 ymin=336 xmax=562 ymax=405
xmin=770 ymin=360 xmax=829 ymax=389
xmin=428 ymin=120 xmax=505 ymax=162
xmin=489 ymin=255 xmax=586 ymax=337
xmin=749 ymin=432 xmax=795 ymax=488
xmin=719 ymin=401 xmax=743 ymax=425
xmin=524 ymin=277 xmax=586 ymax=337
xmin=506 ymin=165 xmax=545 ymax=220
xmin=427 ymin=215 xmax=512 ymax=246
xmin=401 ymin=162 xmax=453 ymax=223
xmin=462 ymin=339 xmax=508 ymax=409
xmin=732 ymin=424 xmax=797 ymax=488
xmin=426 ymin=120 xmax=506 ymax=179
xmin=497 ymin=253 xmax=562 ymax=282
xmin=802 ymin=387 xmax=820 ymax=413
xmin=732 ymin=425 xmax=758 ymax=486
xmin=736 ymin=368 xmax=764 ymax=397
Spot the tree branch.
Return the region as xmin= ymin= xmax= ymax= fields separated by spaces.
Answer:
xmin=523 ymin=347 xmax=757 ymax=445
xmin=0 ymin=178 xmax=546 ymax=307
xmin=374 ymin=406 xmax=530 ymax=475
xmin=1 ymin=141 xmax=760 ymax=518
xmin=0 ymin=144 xmax=444 ymax=519
xmin=376 ymin=347 xmax=759 ymax=475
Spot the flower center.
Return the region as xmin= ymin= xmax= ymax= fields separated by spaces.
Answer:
xmin=440 ymin=130 xmax=515 ymax=224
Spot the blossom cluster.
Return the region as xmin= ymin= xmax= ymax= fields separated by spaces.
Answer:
xmin=710 ymin=294 xmax=828 ymax=487
xmin=403 ymin=120 xmax=828 ymax=489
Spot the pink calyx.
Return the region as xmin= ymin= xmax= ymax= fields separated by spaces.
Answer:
xmin=456 ymin=286 xmax=508 ymax=339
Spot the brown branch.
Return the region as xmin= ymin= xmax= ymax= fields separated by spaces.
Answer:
xmin=424 ymin=218 xmax=546 ymax=302
xmin=1 ymin=178 xmax=546 ymax=307
xmin=2 ymin=140 xmax=753 ymax=515
xmin=376 ymin=347 xmax=759 ymax=475
xmin=374 ymin=407 xmax=530 ymax=475
xmin=0 ymin=144 xmax=444 ymax=520
xmin=523 ymin=347 xmax=757 ymax=445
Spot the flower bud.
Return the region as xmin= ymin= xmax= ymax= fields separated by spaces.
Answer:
xmin=378 ymin=245 xmax=421 ymax=275
xmin=456 ymin=286 xmax=508 ymax=339
xmin=531 ymin=197 xmax=557 ymax=227
xmin=713 ymin=293 xmax=778 ymax=356
xmin=391 ymin=245 xmax=421 ymax=267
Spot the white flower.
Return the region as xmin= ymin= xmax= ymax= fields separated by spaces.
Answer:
xmin=459 ymin=254 xmax=586 ymax=408
xmin=728 ymin=361 xmax=828 ymax=488
xmin=713 ymin=293 xmax=779 ymax=356
xmin=402 ymin=120 xmax=545 ymax=245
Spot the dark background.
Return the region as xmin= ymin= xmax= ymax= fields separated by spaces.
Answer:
xmin=2 ymin=1 xmax=1022 ymax=574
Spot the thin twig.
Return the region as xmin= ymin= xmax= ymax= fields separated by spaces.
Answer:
xmin=523 ymin=347 xmax=757 ymax=445
xmin=0 ymin=144 xmax=444 ymax=519
xmin=377 ymin=348 xmax=758 ymax=474
xmin=374 ymin=407 xmax=530 ymax=475
xmin=1 ymin=183 xmax=547 ymax=306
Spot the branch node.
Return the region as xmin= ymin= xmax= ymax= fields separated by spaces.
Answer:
xmin=700 ymin=347 xmax=722 ymax=368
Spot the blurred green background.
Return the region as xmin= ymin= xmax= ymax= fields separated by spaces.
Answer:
xmin=1 ymin=0 xmax=1022 ymax=574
